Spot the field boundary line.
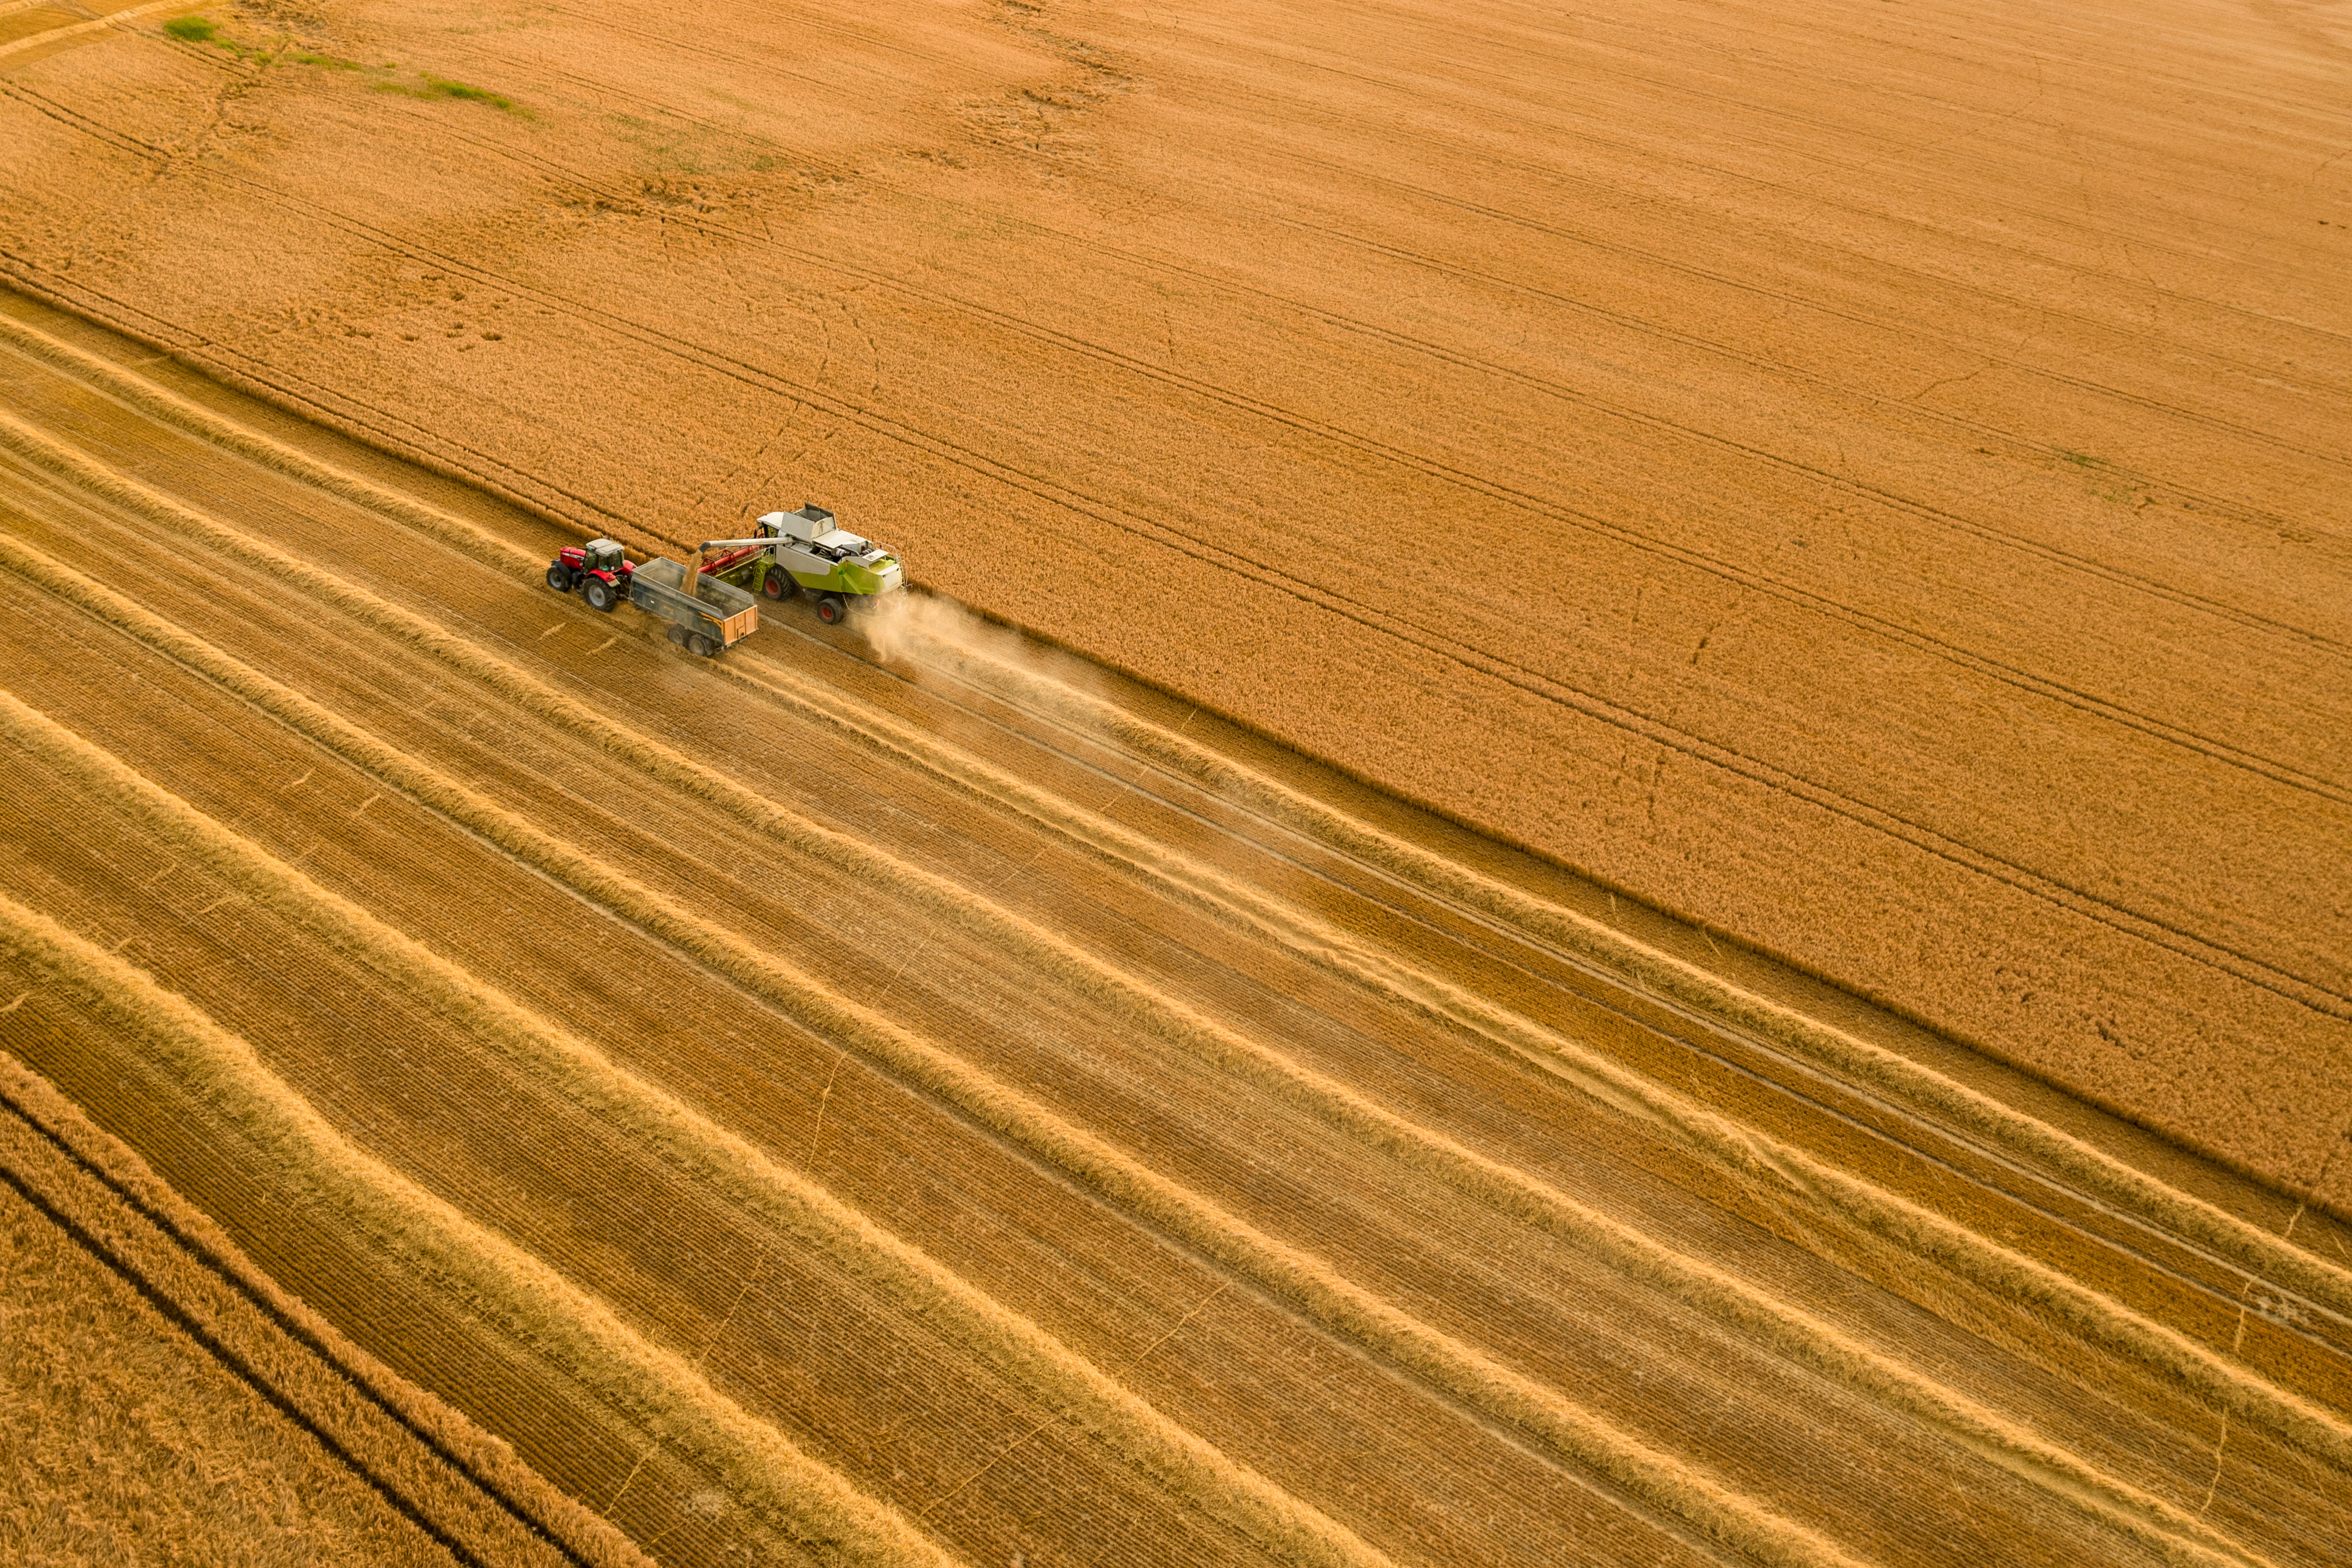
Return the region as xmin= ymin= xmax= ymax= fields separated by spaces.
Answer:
xmin=0 ymin=885 xmax=959 ymax=1568
xmin=0 ymin=1054 xmax=653 ymax=1568
xmin=12 ymin=257 xmax=2350 ymax=1027
xmin=0 ymin=530 xmax=1873 ymax=1568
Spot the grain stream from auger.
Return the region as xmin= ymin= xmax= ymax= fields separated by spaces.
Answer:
xmin=1 ymin=302 xmax=2349 ymax=1565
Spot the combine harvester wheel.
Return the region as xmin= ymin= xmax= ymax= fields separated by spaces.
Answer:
xmin=814 ymin=594 xmax=846 ymax=625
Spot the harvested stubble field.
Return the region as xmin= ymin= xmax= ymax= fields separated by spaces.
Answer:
xmin=2 ymin=291 xmax=2351 ymax=1566
xmin=0 ymin=0 xmax=2347 ymax=1562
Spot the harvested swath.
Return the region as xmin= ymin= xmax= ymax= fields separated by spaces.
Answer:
xmin=1 ymin=444 xmax=2340 ymax=1535
xmin=0 ymin=685 xmax=1393 ymax=1568
xmin=895 ymin=616 xmax=2352 ymax=1320
xmin=0 ymin=892 xmax=955 ymax=1568
xmin=0 ymin=551 xmax=1871 ymax=1567
xmin=0 ymin=1051 xmax=652 ymax=1568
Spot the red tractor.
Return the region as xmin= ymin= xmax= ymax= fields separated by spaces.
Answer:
xmin=545 ymin=539 xmax=634 ymax=611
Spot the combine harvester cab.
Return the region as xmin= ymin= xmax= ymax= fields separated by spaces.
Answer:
xmin=737 ymin=503 xmax=905 ymax=625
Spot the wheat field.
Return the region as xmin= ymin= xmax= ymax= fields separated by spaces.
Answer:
xmin=0 ymin=0 xmax=2348 ymax=1559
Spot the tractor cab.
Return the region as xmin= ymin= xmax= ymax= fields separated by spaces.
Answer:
xmin=581 ymin=539 xmax=630 ymax=577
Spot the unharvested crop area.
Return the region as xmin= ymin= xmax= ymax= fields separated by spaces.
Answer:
xmin=1 ymin=294 xmax=2350 ymax=1563
xmin=0 ymin=0 xmax=2348 ymax=1560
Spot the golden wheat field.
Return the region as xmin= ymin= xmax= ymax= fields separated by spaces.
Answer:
xmin=0 ymin=0 xmax=2348 ymax=1562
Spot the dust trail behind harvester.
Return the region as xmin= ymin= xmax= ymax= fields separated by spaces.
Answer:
xmin=868 ymin=596 xmax=2352 ymax=1331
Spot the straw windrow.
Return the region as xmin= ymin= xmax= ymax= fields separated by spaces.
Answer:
xmin=0 ymin=684 xmax=1393 ymax=1568
xmin=0 ymin=891 xmax=954 ymax=1568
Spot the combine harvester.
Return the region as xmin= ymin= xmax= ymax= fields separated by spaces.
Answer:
xmin=540 ymin=502 xmax=902 ymax=654
xmin=704 ymin=503 xmax=906 ymax=625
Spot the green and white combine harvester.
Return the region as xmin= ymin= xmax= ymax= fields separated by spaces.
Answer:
xmin=541 ymin=503 xmax=904 ymax=656
xmin=707 ymin=504 xmax=906 ymax=625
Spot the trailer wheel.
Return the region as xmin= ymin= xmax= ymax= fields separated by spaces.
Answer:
xmin=815 ymin=595 xmax=846 ymax=625
xmin=666 ymin=625 xmax=687 ymax=646
xmin=545 ymin=564 xmax=574 ymax=592
xmin=585 ymin=578 xmax=618 ymax=612
xmin=761 ymin=572 xmax=796 ymax=602
xmin=688 ymin=632 xmax=718 ymax=658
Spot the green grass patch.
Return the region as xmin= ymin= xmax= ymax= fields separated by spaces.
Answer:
xmin=373 ymin=74 xmax=523 ymax=113
xmin=160 ymin=16 xmax=356 ymax=68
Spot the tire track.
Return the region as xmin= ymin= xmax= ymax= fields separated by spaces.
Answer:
xmin=1146 ymin=8 xmax=2352 ymax=356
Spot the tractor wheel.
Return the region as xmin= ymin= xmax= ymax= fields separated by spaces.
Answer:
xmin=585 ymin=578 xmax=618 ymax=612
xmin=761 ymin=571 xmax=796 ymax=602
xmin=688 ymin=632 xmax=718 ymax=658
xmin=815 ymin=595 xmax=846 ymax=625
xmin=545 ymin=563 xmax=573 ymax=592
